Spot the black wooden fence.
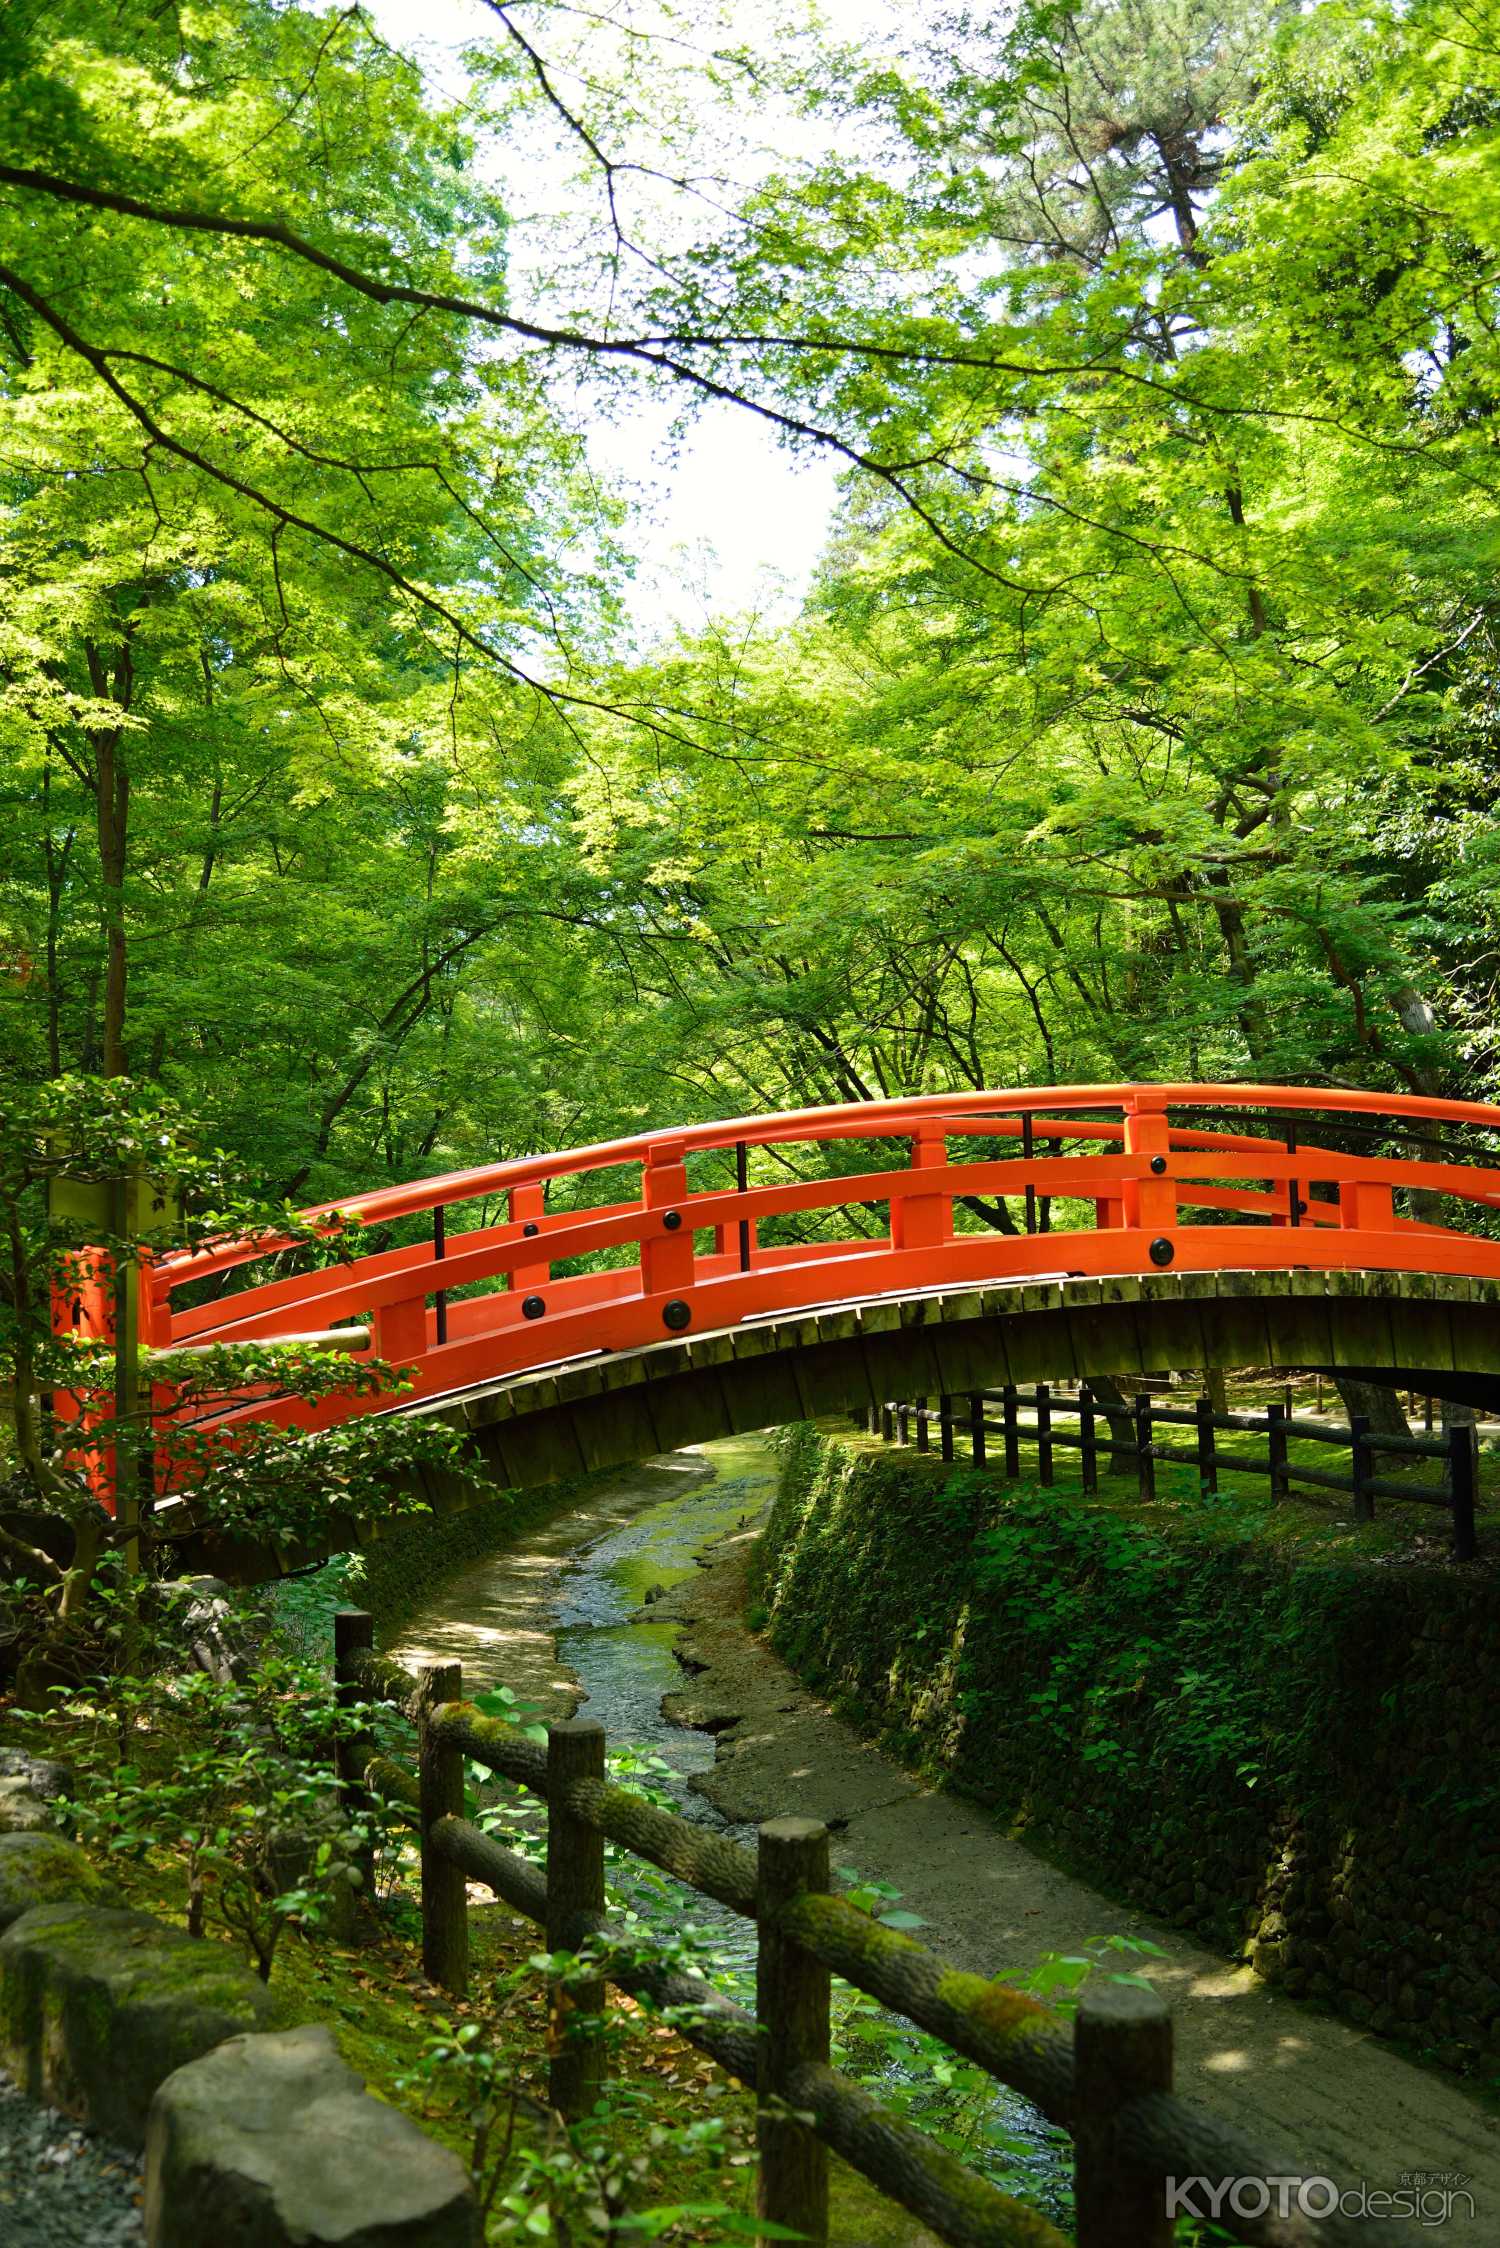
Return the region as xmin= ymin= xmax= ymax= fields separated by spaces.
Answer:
xmin=334 ymin=1610 xmax=1408 ymax=2248
xmin=873 ymin=1386 xmax=1480 ymax=1559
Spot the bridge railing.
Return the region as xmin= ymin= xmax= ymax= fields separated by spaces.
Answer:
xmin=878 ymin=1386 xmax=1481 ymax=1558
xmin=110 ymin=1084 xmax=1500 ymax=1432
xmin=333 ymin=1610 xmax=1408 ymax=2248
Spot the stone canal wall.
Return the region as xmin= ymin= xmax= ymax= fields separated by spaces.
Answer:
xmin=756 ymin=1428 xmax=1500 ymax=2077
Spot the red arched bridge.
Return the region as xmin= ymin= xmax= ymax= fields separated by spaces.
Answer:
xmin=71 ymin=1083 xmax=1500 ymax=1569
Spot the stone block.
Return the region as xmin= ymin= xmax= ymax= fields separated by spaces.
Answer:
xmin=0 ymin=1901 xmax=289 ymax=2143
xmin=0 ymin=1830 xmax=104 ymax=1928
xmin=144 ymin=2024 xmax=477 ymax=2248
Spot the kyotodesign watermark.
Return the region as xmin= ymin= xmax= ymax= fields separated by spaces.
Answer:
xmin=1165 ymin=2172 xmax=1476 ymax=2226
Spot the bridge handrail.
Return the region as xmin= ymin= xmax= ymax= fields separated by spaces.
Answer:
xmin=150 ymin=1081 xmax=1500 ymax=1297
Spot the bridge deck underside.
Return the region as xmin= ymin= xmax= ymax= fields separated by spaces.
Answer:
xmin=186 ymin=1268 xmax=1500 ymax=1583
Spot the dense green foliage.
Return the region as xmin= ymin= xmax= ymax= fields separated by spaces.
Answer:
xmin=2 ymin=0 xmax=1497 ymax=1207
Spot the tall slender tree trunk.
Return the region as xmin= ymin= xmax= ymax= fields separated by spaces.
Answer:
xmin=83 ymin=634 xmax=135 ymax=1077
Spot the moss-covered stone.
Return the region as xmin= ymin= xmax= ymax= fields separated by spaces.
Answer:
xmin=144 ymin=2024 xmax=476 ymax=2248
xmin=759 ymin=1428 xmax=1500 ymax=2077
xmin=0 ymin=1830 xmax=104 ymax=1928
xmin=0 ymin=1901 xmax=294 ymax=2144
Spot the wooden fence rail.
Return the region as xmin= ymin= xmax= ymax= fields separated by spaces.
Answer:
xmin=872 ymin=1386 xmax=1480 ymax=1558
xmin=333 ymin=1609 xmax=1408 ymax=2248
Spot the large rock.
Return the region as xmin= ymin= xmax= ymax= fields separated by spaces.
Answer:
xmin=0 ymin=1830 xmax=103 ymax=1928
xmin=145 ymin=2024 xmax=478 ymax=2248
xmin=0 ymin=1779 xmax=55 ymax=1833
xmin=0 ymin=1901 xmax=290 ymax=2142
xmin=0 ymin=1747 xmax=75 ymax=1800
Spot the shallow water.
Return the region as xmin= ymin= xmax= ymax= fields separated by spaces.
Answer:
xmin=394 ymin=1435 xmax=1070 ymax=2219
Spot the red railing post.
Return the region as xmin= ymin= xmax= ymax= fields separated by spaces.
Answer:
xmin=1123 ymin=1098 xmax=1176 ymax=1244
xmin=890 ymin=1122 xmax=951 ymax=1254
xmin=510 ymin=1180 xmax=549 ymax=1295
xmin=640 ymin=1135 xmax=695 ymax=1302
xmin=373 ymin=1295 xmax=426 ymax=1363
xmin=1339 ymin=1176 xmax=1396 ymax=1231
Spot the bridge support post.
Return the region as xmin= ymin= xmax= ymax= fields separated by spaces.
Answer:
xmin=939 ymin=1393 xmax=955 ymax=1463
xmin=1072 ymin=1981 xmax=1174 ymax=2248
xmin=417 ymin=1659 xmax=468 ymax=1997
xmin=969 ymin=1392 xmax=986 ymax=1468
xmin=757 ymin=1817 xmax=831 ymax=2248
xmin=547 ymin=1718 xmax=607 ymax=2121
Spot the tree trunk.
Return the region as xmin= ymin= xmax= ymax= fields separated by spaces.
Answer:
xmin=83 ymin=634 xmax=136 ymax=1078
xmin=1332 ymin=1377 xmax=1411 ymax=1465
xmin=1088 ymin=1373 xmax=1136 ymax=1479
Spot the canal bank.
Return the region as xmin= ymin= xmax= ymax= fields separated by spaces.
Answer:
xmin=388 ymin=1434 xmax=1500 ymax=2235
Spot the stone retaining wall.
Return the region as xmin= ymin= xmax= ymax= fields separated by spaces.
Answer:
xmin=0 ymin=1768 xmax=475 ymax=2245
xmin=756 ymin=1427 xmax=1500 ymax=2076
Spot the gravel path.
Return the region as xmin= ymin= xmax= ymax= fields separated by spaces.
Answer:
xmin=0 ymin=2068 xmax=144 ymax=2246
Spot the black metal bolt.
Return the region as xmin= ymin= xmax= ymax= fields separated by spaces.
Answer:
xmin=1296 ymin=1197 xmax=1309 ymax=1216
xmin=1149 ymin=1237 xmax=1175 ymax=1267
xmin=522 ymin=1295 xmax=547 ymax=1319
xmin=662 ymin=1209 xmax=683 ymax=1231
xmin=522 ymin=1221 xmax=540 ymax=1238
xmin=663 ymin=1299 xmax=692 ymax=1331
xmin=1149 ymin=1154 xmax=1167 ymax=1175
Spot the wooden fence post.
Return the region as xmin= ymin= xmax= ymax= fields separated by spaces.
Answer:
xmin=547 ymin=1717 xmax=607 ymax=2120
xmin=969 ymin=1392 xmax=987 ymax=1469
xmin=1036 ymin=1383 xmax=1054 ymax=1487
xmin=1002 ymin=1385 xmax=1020 ymax=1479
xmin=865 ymin=1402 xmax=879 ymax=1437
xmin=1267 ymin=1400 xmax=1289 ymax=1505
xmin=757 ymin=1817 xmax=831 ymax=2248
xmin=915 ymin=1396 xmax=930 ymax=1454
xmin=417 ymin=1659 xmax=467 ymax=1996
xmin=1079 ymin=1384 xmax=1098 ymax=1494
xmin=939 ymin=1393 xmax=955 ymax=1464
xmin=1449 ymin=1420 xmax=1478 ymax=1561
xmin=1350 ymin=1413 xmax=1374 ymax=1523
xmin=1072 ymin=1980 xmax=1174 ymax=2248
xmin=897 ymin=1401 xmax=911 ymax=1446
xmin=333 ymin=1608 xmax=376 ymax=1902
xmin=1195 ymin=1396 xmax=1218 ymax=1497
xmin=881 ymin=1402 xmax=895 ymax=1443
xmin=1135 ymin=1393 xmax=1156 ymax=1502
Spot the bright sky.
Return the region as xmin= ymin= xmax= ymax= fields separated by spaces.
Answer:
xmin=368 ymin=0 xmax=898 ymax=637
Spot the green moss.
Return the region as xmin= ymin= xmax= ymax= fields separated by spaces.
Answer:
xmin=759 ymin=1429 xmax=1500 ymax=2077
xmin=934 ymin=1969 xmax=1049 ymax=2041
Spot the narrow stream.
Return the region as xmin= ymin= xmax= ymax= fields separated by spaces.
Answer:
xmin=392 ymin=1435 xmax=1071 ymax=2222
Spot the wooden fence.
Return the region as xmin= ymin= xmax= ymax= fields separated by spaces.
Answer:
xmin=874 ymin=1386 xmax=1480 ymax=1559
xmin=333 ymin=1609 xmax=1407 ymax=2248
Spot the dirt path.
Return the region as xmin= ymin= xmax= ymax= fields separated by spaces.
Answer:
xmin=659 ymin=1524 xmax=1500 ymax=2229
